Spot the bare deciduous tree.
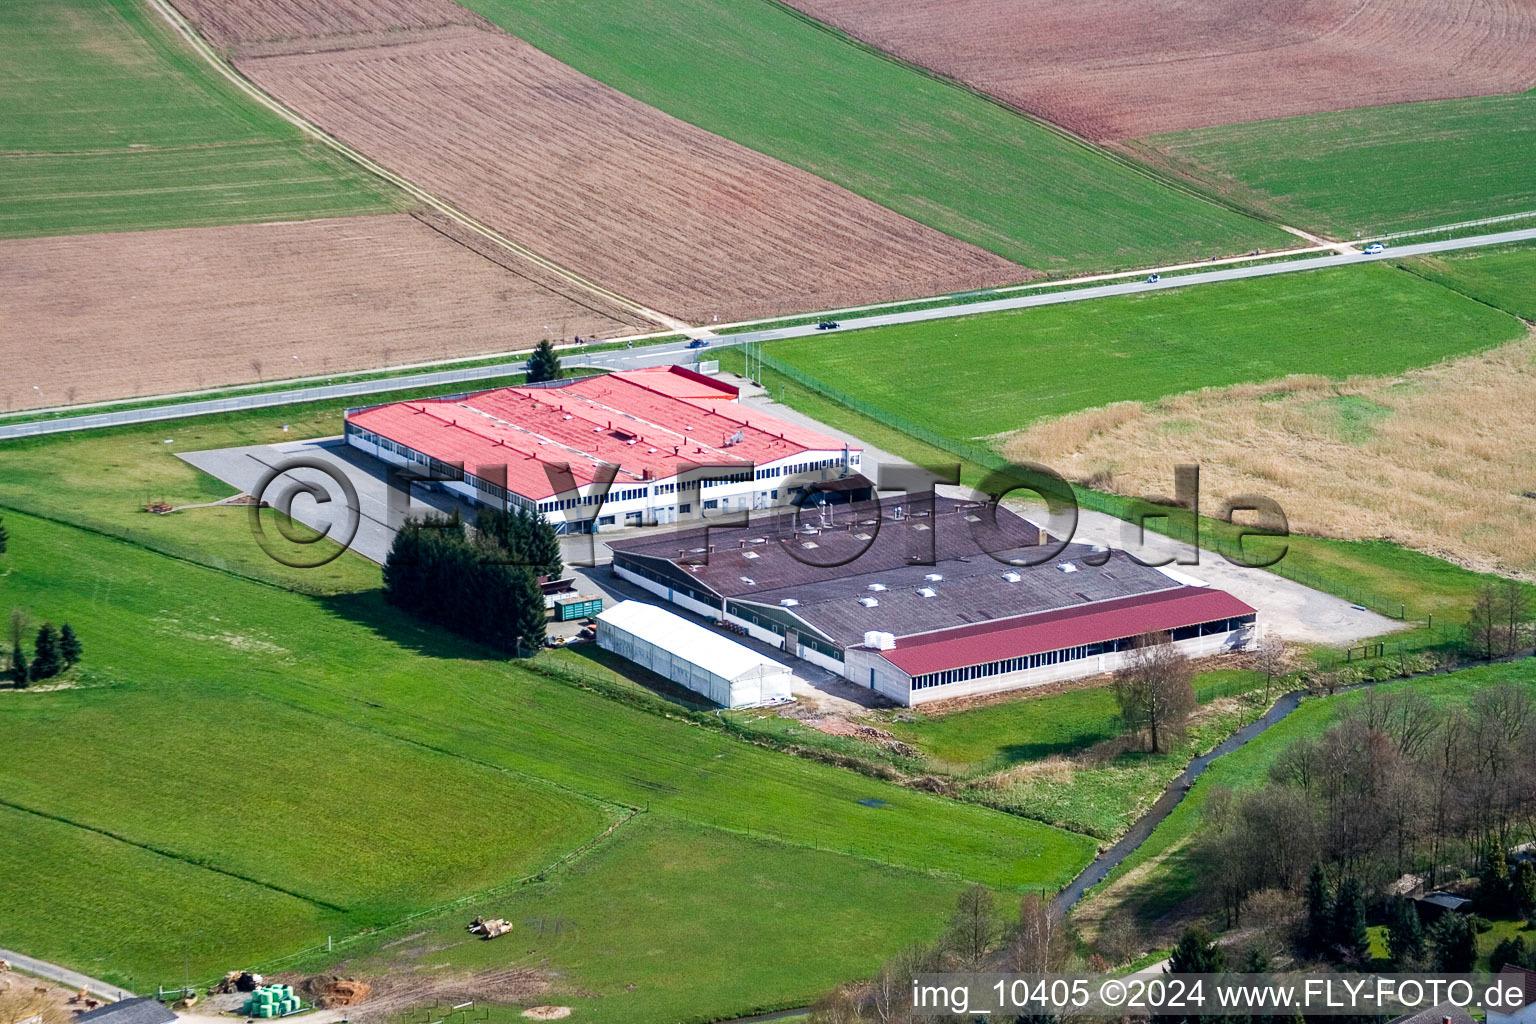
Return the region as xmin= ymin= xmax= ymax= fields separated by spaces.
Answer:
xmin=1253 ymin=634 xmax=1288 ymax=705
xmin=1113 ymin=631 xmax=1196 ymax=753
xmin=944 ymin=883 xmax=996 ymax=970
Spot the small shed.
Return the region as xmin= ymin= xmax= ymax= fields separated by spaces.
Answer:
xmin=1414 ymin=890 xmax=1471 ymax=920
xmin=596 ymin=600 xmax=793 ymax=708
xmin=73 ymin=1000 xmax=178 ymax=1024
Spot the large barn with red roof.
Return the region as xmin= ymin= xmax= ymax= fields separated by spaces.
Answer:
xmin=607 ymin=493 xmax=1257 ymax=706
xmin=344 ymin=366 xmax=866 ymax=533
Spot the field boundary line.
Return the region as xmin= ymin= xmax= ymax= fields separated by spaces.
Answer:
xmin=0 ymin=797 xmax=349 ymax=912
xmin=252 ymin=689 xmax=641 ymax=818
xmin=143 ymin=0 xmax=686 ymax=332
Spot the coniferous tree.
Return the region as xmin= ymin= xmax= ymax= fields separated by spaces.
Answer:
xmin=1329 ymin=878 xmax=1370 ymax=965
xmin=8 ymin=608 xmax=27 ymax=688
xmin=1490 ymin=935 xmax=1529 ymax=973
xmin=1168 ymin=925 xmax=1227 ymax=974
xmin=1302 ymin=864 xmax=1332 ymax=959
xmin=508 ymin=566 xmax=547 ymax=654
xmin=1429 ymin=913 xmax=1477 ymax=972
xmin=524 ymin=339 xmax=563 ymax=384
xmin=59 ymin=623 xmax=82 ymax=667
xmin=1514 ymin=860 xmax=1536 ymax=921
xmin=31 ymin=623 xmax=63 ymax=680
xmin=1477 ymin=841 xmax=1514 ymax=916
xmin=1385 ymin=896 xmax=1425 ymax=969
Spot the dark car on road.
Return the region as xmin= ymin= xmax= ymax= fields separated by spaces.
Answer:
xmin=816 ymin=320 xmax=840 ymax=330
xmin=687 ymin=338 xmax=709 ymax=349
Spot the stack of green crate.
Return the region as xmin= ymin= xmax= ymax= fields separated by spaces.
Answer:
xmin=243 ymin=984 xmax=302 ymax=1018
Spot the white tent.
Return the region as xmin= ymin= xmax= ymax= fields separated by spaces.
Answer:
xmin=596 ymin=600 xmax=793 ymax=709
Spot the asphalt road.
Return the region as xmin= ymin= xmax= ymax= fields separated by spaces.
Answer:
xmin=3 ymin=224 xmax=1533 ymax=442
xmin=0 ymin=945 xmax=134 ymax=1001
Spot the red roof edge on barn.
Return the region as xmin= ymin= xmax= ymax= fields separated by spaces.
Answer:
xmin=875 ymin=587 xmax=1256 ymax=676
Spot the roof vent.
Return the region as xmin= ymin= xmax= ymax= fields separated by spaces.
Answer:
xmin=925 ymin=573 xmax=943 ymax=582
xmin=917 ymin=587 xmax=938 ymax=598
xmin=867 ymin=583 xmax=887 ymax=592
xmin=863 ymin=630 xmax=896 ymax=650
xmin=801 ymin=541 xmax=818 ymax=549
xmin=740 ymin=576 xmax=756 ymax=585
xmin=779 ymin=598 xmax=799 ymax=607
xmin=743 ymin=551 xmax=759 ymax=560
xmin=1058 ymin=562 xmax=1079 ymax=573
xmin=860 ymin=597 xmax=879 ymax=608
xmin=1002 ymin=571 xmax=1022 ymax=583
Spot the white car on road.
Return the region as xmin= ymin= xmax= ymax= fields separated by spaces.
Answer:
xmin=1363 ymin=242 xmax=1385 ymax=254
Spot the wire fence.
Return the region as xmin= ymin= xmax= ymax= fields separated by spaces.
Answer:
xmin=756 ymin=353 xmax=1444 ymax=633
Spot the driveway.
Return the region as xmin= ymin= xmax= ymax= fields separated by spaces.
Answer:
xmin=1058 ymin=507 xmax=1403 ymax=647
xmin=179 ymin=437 xmax=476 ymax=565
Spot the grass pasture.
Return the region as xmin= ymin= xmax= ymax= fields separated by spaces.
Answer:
xmin=335 ymin=816 xmax=965 ymax=1024
xmin=1131 ymin=89 xmax=1536 ymax=239
xmin=0 ymin=501 xmax=1094 ymax=1007
xmin=459 ymin=0 xmax=1288 ymax=273
xmin=755 ymin=263 xmax=1522 ymax=439
xmin=0 ymin=0 xmax=398 ymax=237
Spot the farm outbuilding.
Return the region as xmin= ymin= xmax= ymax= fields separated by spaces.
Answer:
xmin=596 ymin=601 xmax=793 ymax=709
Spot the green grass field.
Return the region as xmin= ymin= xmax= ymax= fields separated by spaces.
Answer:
xmin=458 ymin=0 xmax=1288 ymax=273
xmin=1131 ymin=89 xmax=1536 ymax=238
xmin=0 ymin=0 xmax=399 ymax=237
xmin=331 ymin=816 xmax=965 ymax=1024
xmin=0 ymin=499 xmax=1094 ymax=1012
xmin=1401 ymin=243 xmax=1536 ymax=320
xmin=755 ymin=263 xmax=1522 ymax=439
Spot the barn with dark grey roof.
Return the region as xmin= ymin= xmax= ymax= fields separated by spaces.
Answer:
xmin=607 ymin=493 xmax=1257 ymax=705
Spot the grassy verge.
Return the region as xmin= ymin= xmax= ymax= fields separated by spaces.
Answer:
xmin=457 ymin=0 xmax=1287 ymax=273
xmin=0 ymin=0 xmax=400 ymax=237
xmin=1129 ymin=89 xmax=1536 ymax=239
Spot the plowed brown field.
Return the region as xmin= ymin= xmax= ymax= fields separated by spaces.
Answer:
xmin=0 ymin=214 xmax=649 ymax=409
xmin=781 ymin=0 xmax=1536 ymax=140
xmin=170 ymin=0 xmax=484 ymax=56
xmin=169 ymin=3 xmax=1025 ymax=322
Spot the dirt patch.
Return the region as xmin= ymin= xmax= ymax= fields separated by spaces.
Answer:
xmin=780 ymin=0 xmax=1536 ymax=140
xmin=1000 ymin=331 xmax=1536 ymax=578
xmin=282 ymin=967 xmax=549 ymax=1024
xmin=297 ymin=976 xmax=372 ymax=1008
xmin=170 ymin=5 xmax=1027 ymax=323
xmin=521 ymin=1009 xmax=572 ymax=1021
xmin=0 ymin=213 xmax=648 ymax=409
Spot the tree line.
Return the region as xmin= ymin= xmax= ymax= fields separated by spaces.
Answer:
xmin=382 ymin=507 xmax=563 ymax=655
xmin=1193 ymin=680 xmax=1536 ymax=960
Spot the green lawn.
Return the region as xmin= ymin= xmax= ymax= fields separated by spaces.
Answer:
xmin=757 ymin=263 xmax=1522 ymax=439
xmin=1132 ymin=89 xmax=1536 ymax=238
xmin=1401 ymin=243 xmax=1536 ymax=321
xmin=0 ymin=506 xmax=1094 ymax=1000
xmin=459 ymin=0 xmax=1287 ymax=273
xmin=0 ymin=0 xmax=399 ymax=237
xmin=888 ymin=670 xmax=1264 ymax=776
xmin=334 ymin=816 xmax=966 ymax=1024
